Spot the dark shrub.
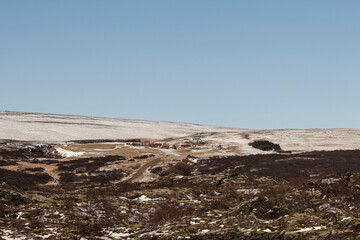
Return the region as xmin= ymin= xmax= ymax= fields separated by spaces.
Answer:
xmin=150 ymin=167 xmax=165 ymax=176
xmin=148 ymin=199 xmax=183 ymax=223
xmin=25 ymin=167 xmax=45 ymax=172
xmin=208 ymin=197 xmax=231 ymax=210
xmin=0 ymin=202 xmax=6 ymax=217
xmin=166 ymin=162 xmax=193 ymax=176
xmin=134 ymin=154 xmax=155 ymax=159
xmin=249 ymin=140 xmax=281 ymax=152
xmin=59 ymin=173 xmax=79 ymax=184
xmin=0 ymin=169 xmax=52 ymax=187
xmin=57 ymin=155 xmax=125 ymax=172
xmin=0 ymin=160 xmax=18 ymax=166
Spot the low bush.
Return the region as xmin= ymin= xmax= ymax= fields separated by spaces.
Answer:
xmin=25 ymin=167 xmax=45 ymax=172
xmin=0 ymin=202 xmax=6 ymax=217
xmin=165 ymin=162 xmax=193 ymax=176
xmin=59 ymin=169 xmax=128 ymax=185
xmin=0 ymin=160 xmax=18 ymax=166
xmin=149 ymin=167 xmax=165 ymax=176
xmin=208 ymin=197 xmax=232 ymax=210
xmin=57 ymin=155 xmax=125 ymax=172
xmin=249 ymin=140 xmax=282 ymax=152
xmin=148 ymin=199 xmax=183 ymax=223
xmin=0 ymin=169 xmax=52 ymax=187
xmin=134 ymin=154 xmax=155 ymax=159
xmin=59 ymin=173 xmax=79 ymax=184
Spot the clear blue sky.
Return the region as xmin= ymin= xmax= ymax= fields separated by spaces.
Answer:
xmin=1 ymin=1 xmax=359 ymax=129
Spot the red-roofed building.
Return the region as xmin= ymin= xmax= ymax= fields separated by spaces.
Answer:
xmin=180 ymin=144 xmax=192 ymax=148
xmin=153 ymin=143 xmax=163 ymax=148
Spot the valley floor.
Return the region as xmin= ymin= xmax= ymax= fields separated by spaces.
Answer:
xmin=1 ymin=138 xmax=360 ymax=239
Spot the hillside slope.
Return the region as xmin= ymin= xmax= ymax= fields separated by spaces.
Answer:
xmin=0 ymin=111 xmax=243 ymax=142
xmin=1 ymin=111 xmax=359 ymax=153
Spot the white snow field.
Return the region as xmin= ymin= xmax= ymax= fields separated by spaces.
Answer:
xmin=0 ymin=111 xmax=242 ymax=142
xmin=1 ymin=111 xmax=360 ymax=153
xmin=199 ymin=129 xmax=360 ymax=154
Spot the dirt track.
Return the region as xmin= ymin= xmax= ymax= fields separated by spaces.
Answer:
xmin=129 ymin=158 xmax=162 ymax=182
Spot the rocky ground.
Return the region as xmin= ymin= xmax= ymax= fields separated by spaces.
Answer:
xmin=1 ymin=139 xmax=360 ymax=239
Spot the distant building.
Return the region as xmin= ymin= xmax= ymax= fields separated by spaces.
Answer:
xmin=180 ymin=144 xmax=192 ymax=148
xmin=153 ymin=143 xmax=163 ymax=148
xmin=192 ymin=141 xmax=207 ymax=146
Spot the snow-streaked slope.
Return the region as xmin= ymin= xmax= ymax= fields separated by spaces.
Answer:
xmin=199 ymin=129 xmax=360 ymax=154
xmin=0 ymin=111 xmax=244 ymax=142
xmin=1 ymin=111 xmax=359 ymax=153
xmin=247 ymin=128 xmax=360 ymax=152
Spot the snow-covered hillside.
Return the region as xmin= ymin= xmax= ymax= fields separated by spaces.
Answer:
xmin=199 ymin=129 xmax=360 ymax=154
xmin=1 ymin=111 xmax=359 ymax=153
xmin=0 ymin=111 xmax=242 ymax=142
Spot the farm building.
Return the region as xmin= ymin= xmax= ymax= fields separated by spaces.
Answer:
xmin=192 ymin=137 xmax=202 ymax=142
xmin=153 ymin=143 xmax=163 ymax=148
xmin=180 ymin=144 xmax=192 ymax=148
xmin=192 ymin=141 xmax=207 ymax=146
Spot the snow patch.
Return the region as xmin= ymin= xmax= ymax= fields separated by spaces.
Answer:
xmin=108 ymin=232 xmax=131 ymax=238
xmin=1 ymin=229 xmax=27 ymax=240
xmin=294 ymin=226 xmax=326 ymax=232
xmin=136 ymin=195 xmax=152 ymax=202
xmin=35 ymin=233 xmax=53 ymax=239
xmin=156 ymin=148 xmax=180 ymax=156
xmin=55 ymin=147 xmax=84 ymax=158
xmin=321 ymin=178 xmax=340 ymax=184
xmin=237 ymin=188 xmax=261 ymax=194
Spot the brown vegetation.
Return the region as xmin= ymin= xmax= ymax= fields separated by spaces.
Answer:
xmin=0 ymin=169 xmax=52 ymax=187
xmin=195 ymin=150 xmax=360 ymax=180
